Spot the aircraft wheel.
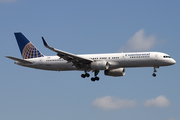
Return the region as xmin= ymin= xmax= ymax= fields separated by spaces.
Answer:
xmin=152 ymin=73 xmax=156 ymax=77
xmin=85 ymin=73 xmax=90 ymax=77
xmin=95 ymin=77 xmax=100 ymax=81
xmin=81 ymin=74 xmax=86 ymax=78
xmin=91 ymin=77 xmax=95 ymax=82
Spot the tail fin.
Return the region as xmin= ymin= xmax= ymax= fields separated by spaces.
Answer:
xmin=14 ymin=32 xmax=44 ymax=59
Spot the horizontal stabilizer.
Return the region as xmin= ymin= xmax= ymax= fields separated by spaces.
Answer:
xmin=6 ymin=56 xmax=33 ymax=64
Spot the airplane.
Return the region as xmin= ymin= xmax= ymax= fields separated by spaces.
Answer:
xmin=6 ymin=33 xmax=176 ymax=81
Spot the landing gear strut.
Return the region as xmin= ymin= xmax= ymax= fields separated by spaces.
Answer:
xmin=152 ymin=67 xmax=159 ymax=77
xmin=91 ymin=70 xmax=100 ymax=82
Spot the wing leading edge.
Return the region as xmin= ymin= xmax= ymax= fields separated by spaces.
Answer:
xmin=42 ymin=37 xmax=93 ymax=69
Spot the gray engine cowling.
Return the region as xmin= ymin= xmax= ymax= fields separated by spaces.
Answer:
xmin=104 ymin=68 xmax=125 ymax=77
xmin=90 ymin=61 xmax=109 ymax=70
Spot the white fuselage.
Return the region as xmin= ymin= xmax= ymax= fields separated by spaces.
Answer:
xmin=16 ymin=52 xmax=176 ymax=71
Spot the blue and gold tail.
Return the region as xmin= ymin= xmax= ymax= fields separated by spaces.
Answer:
xmin=14 ymin=33 xmax=44 ymax=59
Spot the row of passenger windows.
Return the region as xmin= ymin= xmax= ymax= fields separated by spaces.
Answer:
xmin=46 ymin=56 xmax=152 ymax=61
xmin=90 ymin=57 xmax=120 ymax=60
xmin=46 ymin=57 xmax=121 ymax=61
xmin=130 ymin=56 xmax=150 ymax=58
xmin=90 ymin=57 xmax=107 ymax=60
xmin=46 ymin=59 xmax=64 ymax=61
xmin=90 ymin=58 xmax=98 ymax=60
xmin=112 ymin=57 xmax=120 ymax=59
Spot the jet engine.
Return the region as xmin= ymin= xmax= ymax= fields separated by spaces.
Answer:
xmin=104 ymin=68 xmax=125 ymax=77
xmin=90 ymin=61 xmax=109 ymax=70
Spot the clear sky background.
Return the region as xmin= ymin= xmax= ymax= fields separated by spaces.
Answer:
xmin=0 ymin=0 xmax=180 ymax=120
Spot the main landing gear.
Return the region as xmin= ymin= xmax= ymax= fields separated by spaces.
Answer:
xmin=152 ymin=67 xmax=159 ymax=77
xmin=81 ymin=72 xmax=90 ymax=78
xmin=91 ymin=70 xmax=100 ymax=82
xmin=81 ymin=70 xmax=100 ymax=82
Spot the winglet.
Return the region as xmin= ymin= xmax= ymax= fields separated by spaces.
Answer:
xmin=42 ymin=37 xmax=48 ymax=46
xmin=41 ymin=37 xmax=56 ymax=51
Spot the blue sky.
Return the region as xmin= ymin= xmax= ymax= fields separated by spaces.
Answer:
xmin=1 ymin=0 xmax=180 ymax=120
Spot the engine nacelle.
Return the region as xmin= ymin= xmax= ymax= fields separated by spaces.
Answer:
xmin=104 ymin=68 xmax=125 ymax=77
xmin=91 ymin=61 xmax=109 ymax=70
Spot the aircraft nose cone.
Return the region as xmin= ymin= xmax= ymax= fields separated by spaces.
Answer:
xmin=173 ymin=59 xmax=176 ymax=64
xmin=171 ymin=59 xmax=176 ymax=65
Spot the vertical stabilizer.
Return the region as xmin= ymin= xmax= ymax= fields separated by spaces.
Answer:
xmin=14 ymin=33 xmax=44 ymax=59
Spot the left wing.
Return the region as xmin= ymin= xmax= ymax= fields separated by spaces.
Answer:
xmin=42 ymin=37 xmax=93 ymax=69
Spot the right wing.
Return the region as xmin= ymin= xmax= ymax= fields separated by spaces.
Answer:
xmin=6 ymin=56 xmax=33 ymax=64
xmin=42 ymin=37 xmax=93 ymax=69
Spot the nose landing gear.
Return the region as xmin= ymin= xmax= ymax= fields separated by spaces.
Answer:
xmin=152 ymin=73 xmax=156 ymax=77
xmin=152 ymin=67 xmax=159 ymax=77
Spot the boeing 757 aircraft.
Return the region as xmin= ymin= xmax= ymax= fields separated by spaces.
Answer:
xmin=6 ymin=33 xmax=176 ymax=81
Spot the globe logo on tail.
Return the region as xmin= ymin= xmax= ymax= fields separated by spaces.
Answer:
xmin=22 ymin=42 xmax=44 ymax=59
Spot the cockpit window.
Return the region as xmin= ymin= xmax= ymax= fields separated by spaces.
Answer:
xmin=163 ymin=56 xmax=171 ymax=58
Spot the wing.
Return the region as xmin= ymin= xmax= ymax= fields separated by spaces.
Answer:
xmin=6 ymin=56 xmax=33 ymax=64
xmin=42 ymin=37 xmax=93 ymax=69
